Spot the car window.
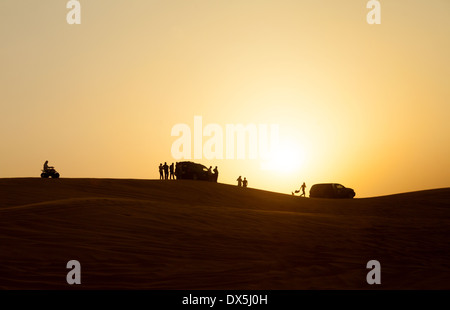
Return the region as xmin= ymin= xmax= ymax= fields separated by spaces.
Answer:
xmin=336 ymin=184 xmax=344 ymax=189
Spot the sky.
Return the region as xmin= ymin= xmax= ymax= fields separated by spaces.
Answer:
xmin=1 ymin=0 xmax=449 ymax=198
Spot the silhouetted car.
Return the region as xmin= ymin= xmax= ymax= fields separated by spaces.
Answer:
xmin=309 ymin=183 xmax=355 ymax=199
xmin=175 ymin=161 xmax=213 ymax=181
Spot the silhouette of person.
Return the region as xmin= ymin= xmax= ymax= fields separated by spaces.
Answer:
xmin=237 ymin=176 xmax=242 ymax=187
xmin=213 ymin=166 xmax=218 ymax=182
xmin=300 ymin=182 xmax=306 ymax=197
xmin=43 ymin=160 xmax=54 ymax=171
xmin=169 ymin=163 xmax=175 ymax=180
xmin=175 ymin=162 xmax=179 ymax=179
xmin=243 ymin=177 xmax=248 ymax=188
xmin=163 ymin=162 xmax=169 ymax=180
xmin=206 ymin=166 xmax=212 ymax=181
xmin=293 ymin=182 xmax=307 ymax=197
xmin=159 ymin=163 xmax=163 ymax=180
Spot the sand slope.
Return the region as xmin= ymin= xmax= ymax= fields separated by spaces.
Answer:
xmin=0 ymin=178 xmax=449 ymax=289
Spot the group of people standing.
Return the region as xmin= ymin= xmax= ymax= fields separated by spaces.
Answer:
xmin=161 ymin=163 xmax=309 ymax=197
xmin=159 ymin=162 xmax=175 ymax=180
xmin=158 ymin=162 xmax=219 ymax=182
xmin=236 ymin=176 xmax=248 ymax=188
xmin=158 ymin=162 xmax=306 ymax=194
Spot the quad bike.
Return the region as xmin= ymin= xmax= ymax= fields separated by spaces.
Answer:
xmin=41 ymin=167 xmax=60 ymax=178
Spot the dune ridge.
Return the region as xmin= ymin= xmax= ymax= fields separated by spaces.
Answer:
xmin=0 ymin=178 xmax=449 ymax=289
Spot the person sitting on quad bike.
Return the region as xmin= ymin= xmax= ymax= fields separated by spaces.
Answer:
xmin=41 ymin=160 xmax=60 ymax=178
xmin=43 ymin=160 xmax=54 ymax=171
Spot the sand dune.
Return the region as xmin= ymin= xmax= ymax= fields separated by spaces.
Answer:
xmin=0 ymin=178 xmax=449 ymax=289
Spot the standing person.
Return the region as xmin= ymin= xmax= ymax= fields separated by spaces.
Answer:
xmin=175 ymin=162 xmax=179 ymax=179
xmin=159 ymin=163 xmax=163 ymax=180
xmin=213 ymin=166 xmax=218 ymax=182
xmin=236 ymin=176 xmax=242 ymax=187
xmin=243 ymin=177 xmax=248 ymax=188
xmin=169 ymin=163 xmax=175 ymax=180
xmin=163 ymin=162 xmax=169 ymax=180
xmin=205 ymin=166 xmax=212 ymax=181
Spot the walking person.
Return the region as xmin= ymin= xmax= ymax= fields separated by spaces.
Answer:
xmin=243 ymin=177 xmax=248 ymax=188
xmin=293 ymin=182 xmax=307 ymax=197
xmin=236 ymin=176 xmax=242 ymax=187
xmin=300 ymin=182 xmax=306 ymax=197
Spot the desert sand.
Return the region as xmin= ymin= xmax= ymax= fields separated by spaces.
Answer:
xmin=0 ymin=178 xmax=449 ymax=290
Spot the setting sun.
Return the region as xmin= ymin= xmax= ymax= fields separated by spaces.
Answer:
xmin=260 ymin=139 xmax=307 ymax=175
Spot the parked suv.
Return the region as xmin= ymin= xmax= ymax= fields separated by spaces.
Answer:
xmin=309 ymin=183 xmax=355 ymax=198
xmin=175 ymin=161 xmax=213 ymax=181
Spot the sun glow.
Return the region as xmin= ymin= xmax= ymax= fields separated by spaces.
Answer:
xmin=260 ymin=139 xmax=306 ymax=174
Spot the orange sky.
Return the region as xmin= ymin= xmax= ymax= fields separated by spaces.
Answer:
xmin=1 ymin=1 xmax=449 ymax=197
